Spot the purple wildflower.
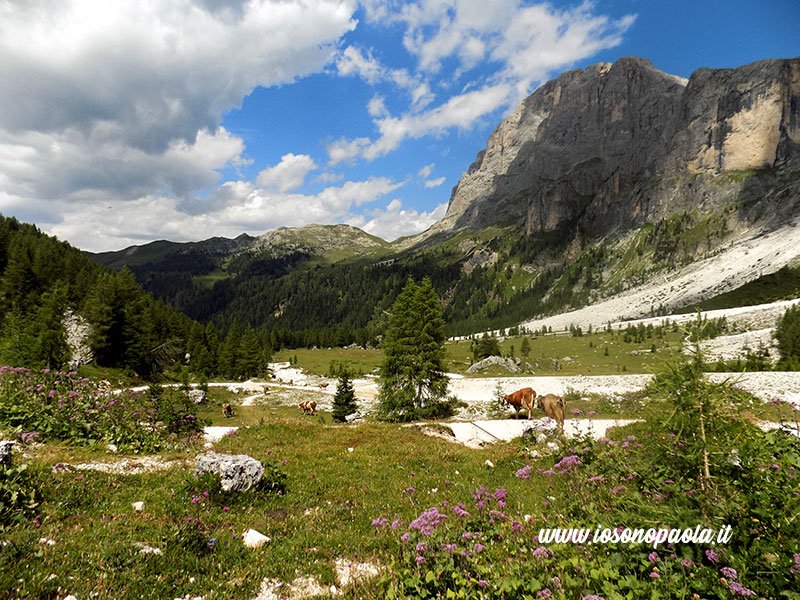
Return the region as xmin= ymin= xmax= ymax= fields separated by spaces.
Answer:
xmin=588 ymin=475 xmax=604 ymax=483
xmin=705 ymin=548 xmax=720 ymax=564
xmin=222 ymin=506 xmax=230 ymax=512
xmin=473 ymin=543 xmax=486 ymax=553
xmin=409 ymin=507 xmax=447 ymax=536
xmin=532 ymin=546 xmax=550 ymax=558
xmin=415 ymin=542 xmax=426 ymax=554
xmin=404 ymin=487 xmax=416 ymax=494
xmin=415 ymin=555 xmax=425 ymax=565
xmin=582 ymin=596 xmax=605 ymax=600
xmin=552 ymin=454 xmax=582 ymax=474
xmin=610 ymin=486 xmax=626 ymax=495
xmin=649 ymin=570 xmax=660 ymax=580
xmin=729 ymin=582 xmax=756 ymax=597
xmin=391 ymin=518 xmax=401 ymax=530
xmin=515 ymin=465 xmax=533 ymax=480
xmin=478 ymin=580 xmax=488 ymax=588
xmin=537 ymin=590 xmax=552 ymax=599
xmin=680 ymin=560 xmax=694 ymax=568
xmin=792 ymin=553 xmax=800 ymax=575
xmin=648 ymin=552 xmax=660 ymax=563
xmin=371 ymin=517 xmax=389 ymax=528
xmin=400 ymin=532 xmax=410 ymax=543
xmin=721 ymin=567 xmax=738 ymax=580
xmin=493 ymin=488 xmax=507 ymax=502
xmin=442 ymin=543 xmax=458 ymax=552
xmin=451 ymin=503 xmax=470 ymax=518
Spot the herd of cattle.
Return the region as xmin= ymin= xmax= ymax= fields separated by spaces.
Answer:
xmin=221 ymin=386 xmax=564 ymax=432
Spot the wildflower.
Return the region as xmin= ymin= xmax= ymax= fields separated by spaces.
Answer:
xmin=442 ymin=543 xmax=457 ymax=552
xmin=400 ymin=532 xmax=411 ymax=543
xmin=477 ymin=580 xmax=488 ymax=588
xmin=451 ymin=504 xmax=470 ymax=518
xmin=728 ymin=582 xmax=756 ymax=597
xmin=588 ymin=475 xmax=604 ymax=483
xmin=222 ymin=506 xmax=230 ymax=512
xmin=409 ymin=507 xmax=447 ymax=536
xmin=404 ymin=487 xmax=416 ymax=494
xmin=371 ymin=517 xmax=389 ymax=528
xmin=537 ymin=590 xmax=552 ymax=599
xmin=791 ymin=552 xmax=800 ymax=575
xmin=512 ymin=521 xmax=522 ymax=532
xmin=515 ymin=465 xmax=534 ymax=480
xmin=610 ymin=486 xmax=625 ymax=495
xmin=207 ymin=537 xmax=217 ymax=549
xmin=493 ymin=488 xmax=507 ymax=502
xmin=650 ymin=570 xmax=660 ymax=580
xmin=571 ymin=408 xmax=582 ymax=415
xmin=552 ymin=454 xmax=582 ymax=474
xmin=582 ymin=595 xmax=605 ymax=600
xmin=720 ymin=567 xmax=738 ymax=580
xmin=473 ymin=543 xmax=486 ymax=553
xmin=462 ymin=532 xmax=474 ymax=540
xmin=587 ymin=410 xmax=597 ymax=417
xmin=415 ymin=555 xmax=425 ymax=565
xmin=282 ymin=459 xmax=289 ymax=466
xmin=191 ymin=496 xmax=200 ymax=504
xmin=705 ymin=548 xmax=720 ymax=564
xmin=391 ymin=518 xmax=401 ymax=530
xmin=415 ymin=542 xmax=426 ymax=554
xmin=202 ymin=491 xmax=209 ymax=499
xmin=532 ymin=546 xmax=550 ymax=558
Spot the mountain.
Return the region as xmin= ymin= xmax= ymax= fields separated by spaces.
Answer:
xmin=426 ymin=56 xmax=800 ymax=239
xmin=88 ymin=56 xmax=800 ymax=342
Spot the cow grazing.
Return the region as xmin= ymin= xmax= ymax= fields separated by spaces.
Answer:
xmin=319 ymin=383 xmax=329 ymax=389
xmin=222 ymin=403 xmax=234 ymax=418
xmin=502 ymin=387 xmax=537 ymax=419
xmin=299 ymin=401 xmax=317 ymax=416
xmin=537 ymin=394 xmax=566 ymax=433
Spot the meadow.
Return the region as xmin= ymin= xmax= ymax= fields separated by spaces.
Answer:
xmin=2 ymin=361 xmax=799 ymax=599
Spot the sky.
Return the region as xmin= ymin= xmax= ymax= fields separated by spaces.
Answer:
xmin=0 ymin=0 xmax=798 ymax=252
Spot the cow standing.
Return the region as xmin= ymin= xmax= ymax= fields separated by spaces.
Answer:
xmin=502 ymin=387 xmax=537 ymax=419
xmin=537 ymin=394 xmax=566 ymax=433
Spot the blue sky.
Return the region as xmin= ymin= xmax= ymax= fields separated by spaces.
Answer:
xmin=0 ymin=0 xmax=798 ymax=251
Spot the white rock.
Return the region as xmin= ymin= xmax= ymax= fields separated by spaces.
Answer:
xmin=105 ymin=444 xmax=118 ymax=453
xmin=484 ymin=460 xmax=495 ymax=468
xmin=334 ymin=558 xmax=381 ymax=588
xmin=347 ymin=447 xmax=354 ymax=453
xmin=243 ymin=528 xmax=270 ymax=549
xmin=546 ymin=442 xmax=559 ymax=451
xmin=195 ymin=452 xmax=264 ymax=492
xmin=39 ymin=538 xmax=56 ymax=546
xmin=63 ymin=596 xmax=78 ymax=600
xmin=132 ymin=501 xmax=144 ymax=512
xmin=138 ymin=545 xmax=162 ymax=555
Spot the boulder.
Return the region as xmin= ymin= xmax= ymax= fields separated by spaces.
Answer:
xmin=466 ymin=355 xmax=519 ymax=374
xmin=344 ymin=413 xmax=363 ymax=423
xmin=188 ymin=389 xmax=206 ymax=404
xmin=0 ymin=441 xmax=14 ymax=466
xmin=242 ymin=528 xmax=270 ymax=549
xmin=195 ymin=453 xmax=264 ymax=492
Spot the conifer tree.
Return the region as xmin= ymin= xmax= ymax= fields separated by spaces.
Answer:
xmin=332 ymin=371 xmax=358 ymax=422
xmin=378 ymin=277 xmax=450 ymax=421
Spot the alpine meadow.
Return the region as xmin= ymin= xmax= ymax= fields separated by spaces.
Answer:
xmin=1 ymin=1 xmax=800 ymax=599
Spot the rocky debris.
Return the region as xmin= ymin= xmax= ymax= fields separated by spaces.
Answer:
xmin=54 ymin=457 xmax=185 ymax=475
xmin=64 ymin=309 xmax=93 ymax=370
xmin=203 ymin=426 xmax=239 ymax=443
xmin=242 ymin=528 xmax=270 ymax=549
xmin=195 ymin=453 xmax=264 ymax=492
xmin=467 ymin=355 xmax=519 ymax=374
xmin=135 ymin=543 xmax=162 ymax=555
xmin=522 ymin=418 xmax=559 ymax=443
xmin=696 ymin=327 xmax=779 ymax=362
xmin=0 ymin=440 xmax=14 ymax=465
xmin=254 ymin=576 xmax=333 ymax=600
xmin=344 ymin=413 xmax=363 ymax=423
xmin=188 ymin=389 xmax=206 ymax=404
xmin=132 ymin=501 xmax=145 ymax=512
xmin=334 ymin=558 xmax=381 ymax=588
xmin=462 ymin=248 xmax=499 ymax=274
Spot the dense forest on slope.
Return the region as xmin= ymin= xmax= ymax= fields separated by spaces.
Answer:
xmin=0 ymin=215 xmax=270 ymax=380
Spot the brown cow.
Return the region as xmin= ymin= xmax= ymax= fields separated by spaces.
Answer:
xmin=222 ymin=403 xmax=234 ymax=418
xmin=502 ymin=387 xmax=537 ymax=419
xmin=537 ymin=394 xmax=566 ymax=433
xmin=299 ymin=401 xmax=317 ymax=416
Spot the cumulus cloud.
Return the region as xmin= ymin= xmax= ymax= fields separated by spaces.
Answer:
xmin=424 ymin=176 xmax=446 ymax=188
xmin=347 ymin=199 xmax=448 ymax=241
xmin=41 ymin=175 xmax=405 ymax=251
xmin=256 ymin=153 xmax=317 ymax=192
xmin=332 ymin=0 xmax=634 ymax=163
xmin=0 ymin=0 xmax=358 ymax=244
xmin=418 ymin=163 xmax=435 ymax=178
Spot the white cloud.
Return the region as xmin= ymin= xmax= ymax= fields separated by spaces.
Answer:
xmin=336 ymin=46 xmax=384 ymax=83
xmin=424 ymin=176 xmax=446 ymax=188
xmin=39 ymin=175 xmax=405 ymax=251
xmin=0 ymin=0 xmax=357 ymax=223
xmin=368 ymin=95 xmax=389 ymax=117
xmin=418 ymin=163 xmax=435 ymax=178
xmin=337 ymin=0 xmax=635 ymax=163
xmin=347 ymin=199 xmax=447 ymax=241
xmin=256 ymin=153 xmax=317 ymax=192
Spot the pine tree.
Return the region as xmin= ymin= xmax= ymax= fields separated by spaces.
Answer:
xmin=332 ymin=371 xmax=358 ymax=422
xmin=520 ymin=337 xmax=531 ymax=359
xmin=378 ymin=278 xmax=450 ymax=421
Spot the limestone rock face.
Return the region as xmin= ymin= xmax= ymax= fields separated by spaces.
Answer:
xmin=430 ymin=56 xmax=800 ymax=240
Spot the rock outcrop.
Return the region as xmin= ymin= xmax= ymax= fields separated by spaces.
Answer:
xmin=428 ymin=56 xmax=800 ymax=240
xmin=194 ymin=453 xmax=264 ymax=492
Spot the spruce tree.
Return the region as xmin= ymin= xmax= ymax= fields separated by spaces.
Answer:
xmin=332 ymin=371 xmax=358 ymax=422
xmin=378 ymin=278 xmax=450 ymax=421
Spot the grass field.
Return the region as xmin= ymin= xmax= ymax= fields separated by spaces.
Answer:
xmin=274 ymin=330 xmax=685 ymax=378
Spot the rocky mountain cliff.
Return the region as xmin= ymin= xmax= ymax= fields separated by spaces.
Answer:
xmin=427 ymin=56 xmax=800 ymax=240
